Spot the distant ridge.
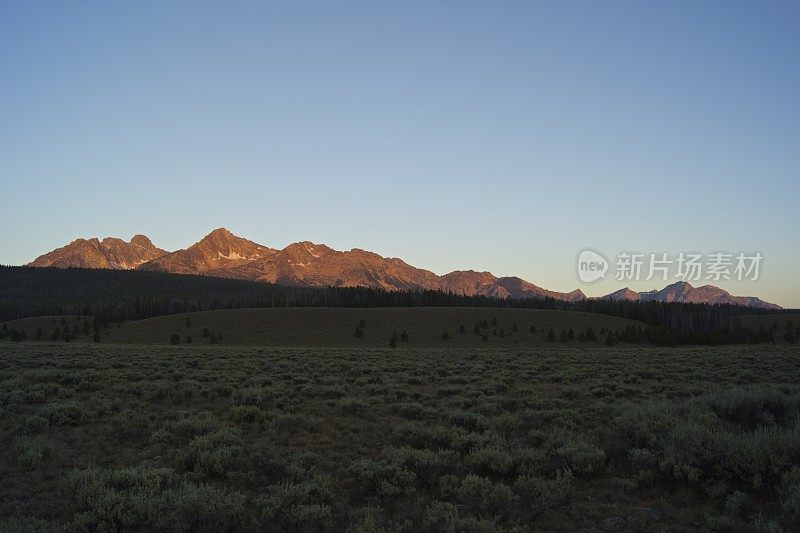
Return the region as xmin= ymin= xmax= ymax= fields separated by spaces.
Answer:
xmin=602 ymin=281 xmax=780 ymax=310
xmin=28 ymin=228 xmax=779 ymax=308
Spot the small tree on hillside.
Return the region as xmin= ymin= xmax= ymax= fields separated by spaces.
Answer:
xmin=547 ymin=329 xmax=555 ymax=342
xmin=473 ymin=323 xmax=481 ymax=335
xmin=442 ymin=331 xmax=451 ymax=340
xmin=401 ymin=330 xmax=409 ymax=342
xmin=459 ymin=324 xmax=466 ymax=334
xmin=202 ymin=328 xmax=211 ymax=338
xmin=170 ymin=334 xmax=180 ymax=345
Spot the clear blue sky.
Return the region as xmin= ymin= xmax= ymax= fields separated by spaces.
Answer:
xmin=1 ymin=1 xmax=798 ymax=307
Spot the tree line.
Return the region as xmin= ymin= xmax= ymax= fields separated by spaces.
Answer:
xmin=0 ymin=266 xmax=793 ymax=345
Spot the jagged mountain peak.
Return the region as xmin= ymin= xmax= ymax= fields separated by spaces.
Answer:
xmin=603 ymin=282 xmax=780 ymax=309
xmin=29 ymin=234 xmax=167 ymax=270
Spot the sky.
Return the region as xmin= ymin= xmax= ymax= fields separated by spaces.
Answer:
xmin=1 ymin=1 xmax=798 ymax=307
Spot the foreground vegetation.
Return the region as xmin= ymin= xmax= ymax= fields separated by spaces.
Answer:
xmin=1 ymin=341 xmax=799 ymax=531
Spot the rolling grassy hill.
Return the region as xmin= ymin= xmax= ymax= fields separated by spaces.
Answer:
xmin=3 ymin=308 xmax=643 ymax=347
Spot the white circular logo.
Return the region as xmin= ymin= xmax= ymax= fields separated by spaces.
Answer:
xmin=577 ymin=249 xmax=608 ymax=283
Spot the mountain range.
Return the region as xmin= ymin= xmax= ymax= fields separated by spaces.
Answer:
xmin=603 ymin=282 xmax=780 ymax=309
xmin=27 ymin=228 xmax=781 ymax=309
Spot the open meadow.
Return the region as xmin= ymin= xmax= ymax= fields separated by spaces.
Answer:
xmin=1 ymin=311 xmax=799 ymax=531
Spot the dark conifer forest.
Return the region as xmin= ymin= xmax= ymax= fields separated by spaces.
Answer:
xmin=0 ymin=266 xmax=791 ymax=345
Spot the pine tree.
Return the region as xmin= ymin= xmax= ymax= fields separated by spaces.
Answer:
xmin=568 ymin=328 xmax=575 ymax=340
xmin=547 ymin=329 xmax=555 ymax=342
xmin=459 ymin=324 xmax=466 ymax=333
xmin=170 ymin=333 xmax=180 ymax=345
xmin=442 ymin=331 xmax=451 ymax=340
xmin=605 ymin=332 xmax=616 ymax=346
xmin=202 ymin=327 xmax=211 ymax=338
xmin=401 ymin=330 xmax=409 ymax=342
xmin=492 ymin=317 xmax=498 ymax=326
xmin=473 ymin=323 xmax=481 ymax=335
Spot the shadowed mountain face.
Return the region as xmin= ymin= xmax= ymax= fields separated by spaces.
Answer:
xmin=27 ymin=229 xmax=779 ymax=307
xmin=603 ymin=281 xmax=781 ymax=310
xmin=28 ymin=235 xmax=166 ymax=270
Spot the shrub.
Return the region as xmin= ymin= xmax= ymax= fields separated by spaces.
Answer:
xmin=177 ymin=429 xmax=244 ymax=480
xmin=228 ymin=404 xmax=266 ymax=423
xmin=467 ymin=447 xmax=515 ymax=475
xmin=67 ymin=467 xmax=245 ymax=532
xmin=40 ymin=400 xmax=93 ymax=426
xmin=257 ymin=474 xmax=336 ymax=530
xmin=513 ymin=470 xmax=573 ymax=517
xmin=349 ymin=458 xmax=416 ymax=498
xmin=451 ymin=475 xmax=516 ymax=520
xmin=552 ymin=438 xmax=605 ymax=476
xmin=15 ymin=437 xmax=52 ymax=468
xmin=23 ymin=415 xmax=49 ymax=434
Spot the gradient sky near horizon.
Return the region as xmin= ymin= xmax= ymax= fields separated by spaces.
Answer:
xmin=1 ymin=1 xmax=798 ymax=307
